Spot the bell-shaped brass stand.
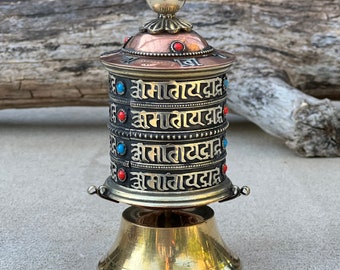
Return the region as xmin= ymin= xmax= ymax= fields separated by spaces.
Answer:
xmin=98 ymin=206 xmax=241 ymax=270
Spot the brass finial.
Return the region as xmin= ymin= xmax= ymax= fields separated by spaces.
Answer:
xmin=142 ymin=0 xmax=192 ymax=34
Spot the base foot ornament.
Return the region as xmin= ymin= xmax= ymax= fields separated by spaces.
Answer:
xmin=98 ymin=206 xmax=241 ymax=270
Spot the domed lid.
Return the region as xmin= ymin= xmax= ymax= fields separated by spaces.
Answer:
xmin=100 ymin=0 xmax=235 ymax=79
xmin=100 ymin=32 xmax=234 ymax=80
xmin=123 ymin=31 xmax=211 ymax=56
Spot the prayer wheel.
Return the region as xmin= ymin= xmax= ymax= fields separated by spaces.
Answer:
xmin=88 ymin=1 xmax=249 ymax=269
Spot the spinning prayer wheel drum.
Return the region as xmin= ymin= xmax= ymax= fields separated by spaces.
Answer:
xmin=88 ymin=0 xmax=249 ymax=269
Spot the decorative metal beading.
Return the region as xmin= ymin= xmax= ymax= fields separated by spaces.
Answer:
xmin=121 ymin=46 xmax=214 ymax=57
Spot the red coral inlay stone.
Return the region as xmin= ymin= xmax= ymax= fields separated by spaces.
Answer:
xmin=222 ymin=164 xmax=228 ymax=174
xmin=172 ymin=41 xmax=184 ymax=52
xmin=223 ymin=106 xmax=229 ymax=115
xmin=117 ymin=169 xmax=127 ymax=181
xmin=117 ymin=110 xmax=127 ymax=122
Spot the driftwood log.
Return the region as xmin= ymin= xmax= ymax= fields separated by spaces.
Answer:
xmin=1 ymin=0 xmax=339 ymax=157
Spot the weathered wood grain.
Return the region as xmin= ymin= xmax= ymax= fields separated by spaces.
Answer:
xmin=1 ymin=0 xmax=339 ymax=156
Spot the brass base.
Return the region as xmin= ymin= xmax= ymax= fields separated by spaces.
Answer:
xmin=98 ymin=206 xmax=241 ymax=270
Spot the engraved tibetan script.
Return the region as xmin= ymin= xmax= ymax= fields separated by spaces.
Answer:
xmin=110 ymin=161 xmax=117 ymax=182
xmin=131 ymin=107 xmax=224 ymax=130
xmin=174 ymin=58 xmax=201 ymax=67
xmin=109 ymin=103 xmax=117 ymax=123
xmin=130 ymin=168 xmax=222 ymax=191
xmin=110 ymin=135 xmax=117 ymax=155
xmin=131 ymin=138 xmax=222 ymax=164
xmin=130 ymin=77 xmax=223 ymax=100
xmin=109 ymin=74 xmax=116 ymax=93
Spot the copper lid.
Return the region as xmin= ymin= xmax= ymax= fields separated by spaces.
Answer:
xmin=100 ymin=0 xmax=234 ymax=80
xmin=100 ymin=30 xmax=235 ymax=80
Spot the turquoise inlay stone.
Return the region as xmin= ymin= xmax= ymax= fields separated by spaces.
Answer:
xmin=223 ymin=78 xmax=229 ymax=88
xmin=116 ymin=81 xmax=125 ymax=95
xmin=116 ymin=143 xmax=126 ymax=155
xmin=223 ymin=138 xmax=228 ymax=148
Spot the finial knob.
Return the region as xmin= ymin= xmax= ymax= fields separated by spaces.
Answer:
xmin=146 ymin=0 xmax=186 ymax=16
xmin=142 ymin=0 xmax=192 ymax=34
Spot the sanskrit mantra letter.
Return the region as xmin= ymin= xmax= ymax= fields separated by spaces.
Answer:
xmin=131 ymin=138 xmax=222 ymax=163
xmin=130 ymin=77 xmax=223 ymax=100
xmin=108 ymin=74 xmax=230 ymax=192
xmin=130 ymin=107 xmax=224 ymax=130
xmin=129 ymin=168 xmax=221 ymax=192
